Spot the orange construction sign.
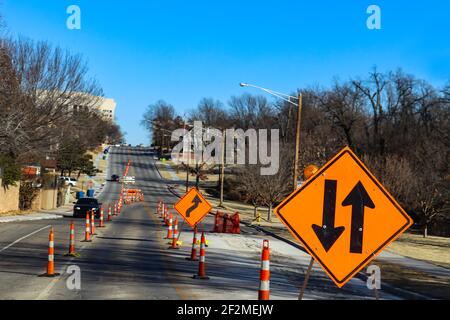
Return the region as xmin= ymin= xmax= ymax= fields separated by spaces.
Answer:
xmin=174 ymin=188 xmax=212 ymax=228
xmin=275 ymin=147 xmax=413 ymax=288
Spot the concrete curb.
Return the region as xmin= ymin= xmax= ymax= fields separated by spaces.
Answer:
xmin=0 ymin=214 xmax=63 ymax=224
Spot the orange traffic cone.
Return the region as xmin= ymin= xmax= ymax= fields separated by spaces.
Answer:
xmin=65 ymin=222 xmax=79 ymax=257
xmin=193 ymin=232 xmax=209 ymax=280
xmin=160 ymin=203 xmax=164 ymax=219
xmin=258 ymin=240 xmax=270 ymax=300
xmin=91 ymin=211 xmax=97 ymax=236
xmin=163 ymin=206 xmax=167 ymax=224
xmin=169 ymin=218 xmax=179 ymax=249
xmin=157 ymin=200 xmax=162 ymax=215
xmin=108 ymin=204 xmax=112 ymax=222
xmin=166 ymin=214 xmax=173 ymax=239
xmin=39 ymin=228 xmax=60 ymax=277
xmin=99 ymin=207 xmax=105 ymax=228
xmin=83 ymin=212 xmax=92 ymax=242
xmin=186 ymin=227 xmax=198 ymax=261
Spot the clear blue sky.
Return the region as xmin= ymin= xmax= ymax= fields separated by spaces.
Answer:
xmin=2 ymin=0 xmax=449 ymax=145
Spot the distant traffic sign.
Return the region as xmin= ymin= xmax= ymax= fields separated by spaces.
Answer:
xmin=174 ymin=188 xmax=212 ymax=228
xmin=275 ymin=147 xmax=413 ymax=288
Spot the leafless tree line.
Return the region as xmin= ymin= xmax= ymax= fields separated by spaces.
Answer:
xmin=142 ymin=68 xmax=449 ymax=235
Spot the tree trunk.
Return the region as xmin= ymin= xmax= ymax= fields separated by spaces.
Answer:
xmin=423 ymin=225 xmax=428 ymax=238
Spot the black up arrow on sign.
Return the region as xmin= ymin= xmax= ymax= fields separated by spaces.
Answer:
xmin=342 ymin=181 xmax=375 ymax=254
xmin=312 ymin=180 xmax=345 ymax=252
xmin=185 ymin=195 xmax=202 ymax=218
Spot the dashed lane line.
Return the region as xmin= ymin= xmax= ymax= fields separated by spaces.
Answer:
xmin=0 ymin=225 xmax=52 ymax=254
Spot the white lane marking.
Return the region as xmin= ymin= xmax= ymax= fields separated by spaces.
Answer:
xmin=0 ymin=225 xmax=51 ymax=254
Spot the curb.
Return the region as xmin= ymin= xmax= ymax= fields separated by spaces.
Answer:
xmin=0 ymin=214 xmax=63 ymax=224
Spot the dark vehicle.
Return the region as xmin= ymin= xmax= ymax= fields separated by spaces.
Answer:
xmin=111 ymin=174 xmax=120 ymax=182
xmin=73 ymin=198 xmax=102 ymax=218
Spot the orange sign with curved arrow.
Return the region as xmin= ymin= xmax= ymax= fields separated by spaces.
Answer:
xmin=174 ymin=188 xmax=212 ymax=228
xmin=275 ymin=147 xmax=413 ymax=288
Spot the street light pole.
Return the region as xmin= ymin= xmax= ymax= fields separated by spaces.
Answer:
xmin=219 ymin=131 xmax=226 ymax=207
xmin=293 ymin=93 xmax=303 ymax=190
xmin=240 ymin=83 xmax=302 ymax=191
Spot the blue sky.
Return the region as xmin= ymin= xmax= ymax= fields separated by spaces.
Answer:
xmin=2 ymin=0 xmax=449 ymax=145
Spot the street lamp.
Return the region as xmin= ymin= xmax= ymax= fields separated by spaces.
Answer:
xmin=240 ymin=83 xmax=303 ymax=191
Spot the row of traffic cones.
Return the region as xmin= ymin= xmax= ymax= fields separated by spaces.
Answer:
xmin=40 ymin=200 xmax=123 ymax=278
xmin=159 ymin=200 xmax=209 ymax=280
xmin=158 ymin=200 xmax=271 ymax=299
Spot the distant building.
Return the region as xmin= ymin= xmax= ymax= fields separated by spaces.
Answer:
xmin=73 ymin=97 xmax=117 ymax=122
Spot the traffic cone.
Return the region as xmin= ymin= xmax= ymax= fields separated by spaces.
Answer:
xmin=157 ymin=200 xmax=162 ymax=215
xmin=193 ymin=232 xmax=209 ymax=280
xmin=258 ymin=240 xmax=270 ymax=300
xmin=83 ymin=212 xmax=92 ymax=242
xmin=98 ymin=207 xmax=105 ymax=228
xmin=39 ymin=228 xmax=60 ymax=277
xmin=108 ymin=204 xmax=113 ymax=222
xmin=186 ymin=227 xmax=198 ymax=261
xmin=169 ymin=218 xmax=179 ymax=249
xmin=114 ymin=202 xmax=117 ymax=216
xmin=65 ymin=222 xmax=79 ymax=257
xmin=91 ymin=211 xmax=97 ymax=236
xmin=160 ymin=203 xmax=164 ymax=219
xmin=166 ymin=214 xmax=173 ymax=239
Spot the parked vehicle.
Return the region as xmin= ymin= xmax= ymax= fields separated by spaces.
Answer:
xmin=73 ymin=198 xmax=102 ymax=218
xmin=60 ymin=177 xmax=78 ymax=187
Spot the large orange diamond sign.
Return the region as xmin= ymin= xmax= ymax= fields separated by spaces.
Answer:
xmin=275 ymin=147 xmax=413 ymax=288
xmin=174 ymin=188 xmax=212 ymax=228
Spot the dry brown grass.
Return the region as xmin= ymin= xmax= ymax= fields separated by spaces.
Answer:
xmin=0 ymin=210 xmax=34 ymax=217
xmin=387 ymin=233 xmax=450 ymax=269
xmin=379 ymin=262 xmax=450 ymax=299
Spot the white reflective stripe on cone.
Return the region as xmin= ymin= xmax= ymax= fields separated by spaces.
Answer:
xmin=259 ymin=280 xmax=270 ymax=291
xmin=261 ymin=260 xmax=270 ymax=271
xmin=48 ymin=255 xmax=54 ymax=262
xmin=49 ymin=241 xmax=54 ymax=248
xmin=200 ymin=255 xmax=205 ymax=263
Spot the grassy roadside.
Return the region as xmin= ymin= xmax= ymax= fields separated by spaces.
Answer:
xmin=156 ymin=160 xmax=450 ymax=299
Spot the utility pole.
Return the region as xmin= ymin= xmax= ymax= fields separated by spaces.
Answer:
xmin=293 ymin=93 xmax=303 ymax=191
xmin=184 ymin=163 xmax=189 ymax=193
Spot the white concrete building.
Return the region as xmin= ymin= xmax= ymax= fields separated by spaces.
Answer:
xmin=73 ymin=97 xmax=117 ymax=122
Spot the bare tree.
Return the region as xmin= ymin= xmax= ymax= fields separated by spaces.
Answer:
xmin=189 ymin=98 xmax=228 ymax=128
xmin=237 ymin=148 xmax=292 ymax=222
xmin=0 ymin=37 xmax=103 ymax=161
xmin=141 ymin=100 xmax=182 ymax=149
xmin=228 ymin=94 xmax=277 ymax=130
